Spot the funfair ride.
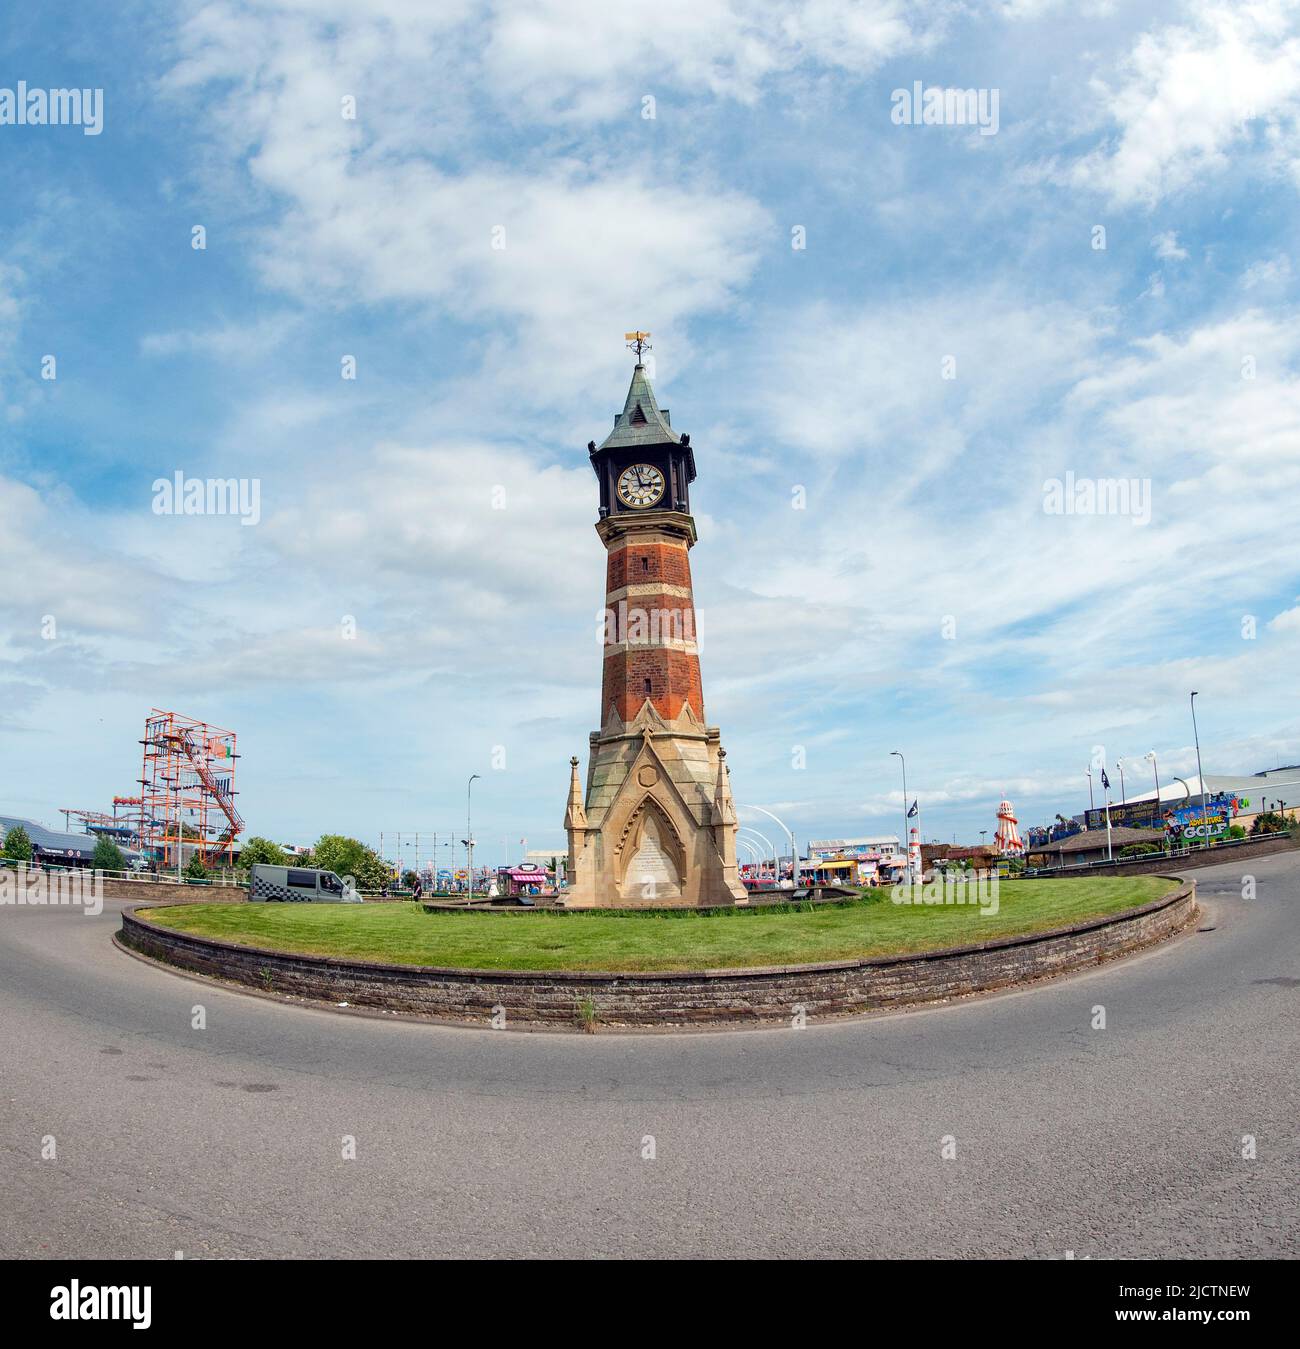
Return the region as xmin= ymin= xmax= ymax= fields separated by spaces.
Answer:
xmin=994 ymin=797 xmax=1025 ymax=856
xmin=138 ymin=710 xmax=243 ymax=867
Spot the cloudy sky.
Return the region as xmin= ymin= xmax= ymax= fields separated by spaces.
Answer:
xmin=3 ymin=0 xmax=1299 ymax=863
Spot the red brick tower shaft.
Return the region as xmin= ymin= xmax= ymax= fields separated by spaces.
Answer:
xmin=600 ymin=527 xmax=703 ymax=725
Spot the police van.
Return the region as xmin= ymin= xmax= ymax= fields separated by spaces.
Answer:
xmin=247 ymin=864 xmax=358 ymax=903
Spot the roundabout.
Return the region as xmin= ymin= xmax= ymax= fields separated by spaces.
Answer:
xmin=1 ymin=851 xmax=1296 ymax=1258
xmin=119 ymin=876 xmax=1197 ymax=1028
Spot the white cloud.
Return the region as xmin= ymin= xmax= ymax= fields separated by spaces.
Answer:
xmin=484 ymin=0 xmax=944 ymax=122
xmin=1064 ymin=1 xmax=1300 ymax=207
xmin=1242 ymin=252 xmax=1292 ymax=287
xmin=1152 ymin=229 xmax=1188 ymax=259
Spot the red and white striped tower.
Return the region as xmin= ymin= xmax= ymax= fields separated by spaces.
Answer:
xmin=994 ymin=798 xmax=1024 ymax=855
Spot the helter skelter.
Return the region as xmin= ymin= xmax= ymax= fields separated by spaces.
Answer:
xmin=994 ymin=797 xmax=1024 ymax=856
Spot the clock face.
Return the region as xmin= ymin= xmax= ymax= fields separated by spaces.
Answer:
xmin=616 ymin=463 xmax=666 ymax=509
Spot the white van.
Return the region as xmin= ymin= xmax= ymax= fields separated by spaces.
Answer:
xmin=248 ymin=864 xmax=357 ymax=903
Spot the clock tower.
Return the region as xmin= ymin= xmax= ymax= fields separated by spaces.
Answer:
xmin=563 ymin=341 xmax=746 ymax=908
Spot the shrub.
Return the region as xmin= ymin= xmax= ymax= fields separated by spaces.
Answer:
xmin=91 ymin=835 xmax=126 ymax=872
xmin=184 ymin=852 xmax=209 ymax=880
xmin=2 ymin=825 xmax=33 ymax=864
xmin=1119 ymin=842 xmax=1160 ymax=858
xmin=239 ymin=836 xmax=290 ymax=867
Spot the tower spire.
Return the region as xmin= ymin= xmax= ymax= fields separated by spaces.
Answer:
xmin=711 ymin=748 xmax=738 ymax=827
xmin=564 ymin=756 xmax=587 ymax=831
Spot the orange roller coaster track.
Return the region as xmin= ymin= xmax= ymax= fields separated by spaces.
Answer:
xmin=138 ymin=709 xmax=243 ymax=867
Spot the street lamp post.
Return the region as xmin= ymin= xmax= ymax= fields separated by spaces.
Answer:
xmin=742 ymin=804 xmax=799 ymax=888
xmin=1190 ymin=692 xmax=1208 ymax=849
xmin=737 ymin=839 xmax=761 ymax=879
xmin=890 ymin=751 xmax=911 ymax=881
xmin=1116 ymin=759 xmax=1126 ymax=805
xmin=1086 ymin=767 xmax=1094 ymax=815
xmin=466 ymin=774 xmax=480 ymax=904
xmin=1144 ymin=751 xmax=1162 ymax=849
xmin=739 ymin=826 xmax=777 ymax=883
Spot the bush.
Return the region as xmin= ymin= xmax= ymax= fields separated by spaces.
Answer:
xmin=91 ymin=836 xmax=126 ymax=872
xmin=184 ymin=852 xmax=209 ymax=880
xmin=2 ymin=825 xmax=33 ymax=864
xmin=238 ymin=836 xmax=289 ymax=867
xmin=312 ymin=835 xmax=389 ymax=892
xmin=1250 ymin=811 xmax=1289 ymax=836
xmin=1119 ymin=842 xmax=1161 ymax=858
xmin=1227 ymin=824 xmax=1247 ymax=840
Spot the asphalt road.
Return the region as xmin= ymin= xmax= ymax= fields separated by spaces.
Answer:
xmin=2 ymin=854 xmax=1297 ymax=1259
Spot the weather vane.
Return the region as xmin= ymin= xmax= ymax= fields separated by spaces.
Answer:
xmin=624 ymin=330 xmax=652 ymax=360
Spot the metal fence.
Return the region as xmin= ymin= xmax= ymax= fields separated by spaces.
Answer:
xmin=0 ymin=860 xmax=240 ymax=888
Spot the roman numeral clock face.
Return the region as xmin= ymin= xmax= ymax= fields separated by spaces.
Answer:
xmin=616 ymin=463 xmax=665 ymax=509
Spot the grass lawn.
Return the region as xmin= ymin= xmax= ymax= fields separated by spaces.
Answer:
xmin=139 ymin=875 xmax=1178 ymax=973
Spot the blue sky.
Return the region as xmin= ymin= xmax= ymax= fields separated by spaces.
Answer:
xmin=3 ymin=0 xmax=1300 ymax=864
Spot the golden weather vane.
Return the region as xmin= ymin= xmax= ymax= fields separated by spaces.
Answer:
xmin=624 ymin=331 xmax=652 ymax=360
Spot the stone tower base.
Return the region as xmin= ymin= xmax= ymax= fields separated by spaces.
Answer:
xmin=564 ymin=701 xmax=746 ymax=909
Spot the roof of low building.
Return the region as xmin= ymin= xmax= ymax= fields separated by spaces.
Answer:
xmin=1036 ymin=826 xmax=1164 ymax=853
xmin=0 ymin=813 xmax=99 ymax=856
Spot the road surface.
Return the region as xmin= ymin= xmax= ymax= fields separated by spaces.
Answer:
xmin=2 ymin=854 xmax=1296 ymax=1258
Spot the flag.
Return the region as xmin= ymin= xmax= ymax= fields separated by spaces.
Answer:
xmin=1101 ymin=769 xmax=1111 ymax=791
xmin=907 ymin=800 xmax=918 ymax=818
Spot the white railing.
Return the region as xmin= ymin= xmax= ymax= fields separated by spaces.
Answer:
xmin=0 ymin=860 xmax=242 ymax=888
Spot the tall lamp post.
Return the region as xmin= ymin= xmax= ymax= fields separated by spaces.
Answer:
xmin=1144 ymin=751 xmax=1162 ymax=849
xmin=1086 ymin=767 xmax=1095 ymax=815
xmin=737 ymin=839 xmax=761 ymax=880
xmin=465 ymin=773 xmax=480 ymax=904
xmin=1116 ymin=759 xmax=1126 ymax=806
xmin=890 ymin=751 xmax=911 ymax=880
xmin=742 ymin=804 xmax=799 ymax=888
xmin=739 ymin=826 xmax=777 ymax=883
xmin=1190 ymin=692 xmax=1208 ymax=848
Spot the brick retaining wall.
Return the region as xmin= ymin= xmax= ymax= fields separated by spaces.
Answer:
xmin=117 ymin=880 xmax=1198 ymax=1029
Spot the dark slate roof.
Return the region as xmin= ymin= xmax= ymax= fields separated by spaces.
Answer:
xmin=0 ymin=813 xmax=98 ymax=856
xmin=1038 ymin=826 xmax=1164 ymax=854
xmin=598 ymin=363 xmax=681 ymax=451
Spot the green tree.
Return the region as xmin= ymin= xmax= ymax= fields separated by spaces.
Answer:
xmin=2 ymin=825 xmax=33 ymax=864
xmin=184 ymin=852 xmax=209 ymax=880
xmin=91 ymin=836 xmax=126 ymax=872
xmin=239 ymin=836 xmax=289 ymax=868
xmin=312 ymin=835 xmax=389 ymax=892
